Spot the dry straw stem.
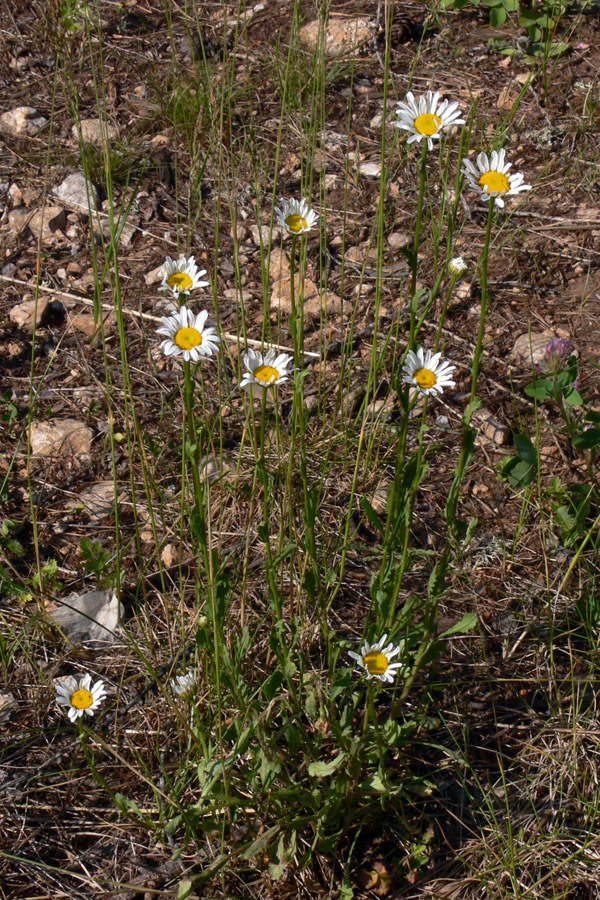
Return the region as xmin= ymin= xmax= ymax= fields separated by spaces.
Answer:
xmin=0 ymin=274 xmax=318 ymax=358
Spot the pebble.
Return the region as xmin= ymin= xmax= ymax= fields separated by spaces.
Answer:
xmin=511 ymin=331 xmax=555 ymax=367
xmin=72 ymin=118 xmax=119 ymax=144
xmin=300 ymin=17 xmax=372 ymax=56
xmin=9 ymin=296 xmax=50 ymax=329
xmin=359 ymin=161 xmax=381 ymax=177
xmin=30 ymin=419 xmax=93 ymax=458
xmin=269 ymin=248 xmax=341 ymax=318
xmin=53 ymin=172 xmax=99 ymax=212
xmin=69 ymin=481 xmax=117 ymax=518
xmin=0 ymin=106 xmax=48 ymax=138
xmin=49 ymin=588 xmax=122 ymax=644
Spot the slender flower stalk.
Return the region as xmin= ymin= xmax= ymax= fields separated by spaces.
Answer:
xmin=470 ymin=196 xmax=495 ymax=403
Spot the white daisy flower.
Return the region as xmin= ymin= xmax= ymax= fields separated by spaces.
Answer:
xmin=402 ymin=346 xmax=456 ymax=397
xmin=461 ymin=149 xmax=531 ymax=209
xmin=393 ymin=90 xmax=465 ymax=151
xmin=156 ymin=306 xmax=220 ymax=362
xmin=448 ymin=256 xmax=468 ymax=277
xmin=158 ymin=255 xmax=209 ymax=298
xmin=275 ymin=197 xmax=318 ymax=236
xmin=55 ymin=673 xmax=107 ymax=722
xmin=349 ymin=634 xmax=405 ymax=684
xmin=240 ymin=347 xmax=294 ymax=391
xmin=170 ymin=670 xmax=196 ymax=697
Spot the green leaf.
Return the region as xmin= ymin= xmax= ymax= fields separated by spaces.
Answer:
xmin=178 ymin=880 xmax=193 ymax=900
xmin=490 ymin=5 xmax=507 ymax=25
xmin=360 ymin=497 xmax=384 ymax=533
xmin=525 ymin=378 xmax=553 ymax=400
xmin=440 ymin=612 xmax=478 ymax=636
xmin=573 ymin=428 xmax=600 ymax=450
xmin=242 ymin=825 xmax=280 ymax=860
xmin=360 ymin=772 xmax=388 ymax=793
xmin=564 ymin=387 xmax=583 ymax=407
xmin=519 ymin=8 xmax=542 ymax=23
xmin=514 ymin=433 xmax=537 ymax=465
xmin=503 ymin=458 xmax=536 ymax=487
xmin=309 ymin=752 xmax=346 ymax=777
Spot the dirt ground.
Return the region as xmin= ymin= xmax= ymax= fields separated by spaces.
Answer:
xmin=1 ymin=0 xmax=600 ymax=896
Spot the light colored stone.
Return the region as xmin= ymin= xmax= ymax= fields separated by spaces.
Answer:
xmin=299 ymin=17 xmax=372 ymax=57
xmin=8 ymin=206 xmax=67 ymax=242
xmin=53 ymin=172 xmax=99 ymax=212
xmin=9 ymin=296 xmax=49 ymax=329
xmin=8 ymin=183 xmax=22 ymax=204
xmin=70 ymin=481 xmax=116 ymax=518
xmin=0 ymin=693 xmax=16 ymax=724
xmin=49 ymin=589 xmax=122 ymax=644
xmin=26 ymin=206 xmax=68 ymax=241
xmin=67 ymin=308 xmax=116 ymax=337
xmin=359 ymin=161 xmax=381 ymax=177
xmin=0 ymin=106 xmax=48 ymax=137
xmin=145 ymin=263 xmax=164 ymax=286
xmin=30 ymin=419 xmax=93 ymax=458
xmin=472 ymin=407 xmax=511 ymax=445
xmin=73 ymin=118 xmax=119 ymax=144
xmin=250 ymin=223 xmax=272 ymax=246
xmin=102 ymin=210 xmax=139 ymax=247
xmin=511 ymin=331 xmax=554 ymax=367
xmin=387 ymin=232 xmax=409 ymax=250
xmin=269 ymin=248 xmax=341 ymax=319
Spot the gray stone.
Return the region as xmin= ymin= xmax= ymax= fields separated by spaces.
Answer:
xmin=70 ymin=481 xmax=116 ymax=518
xmin=359 ymin=161 xmax=381 ymax=177
xmin=73 ymin=118 xmax=119 ymax=144
xmin=9 ymin=296 xmax=50 ymax=329
xmin=511 ymin=332 xmax=554 ymax=367
xmin=30 ymin=419 xmax=93 ymax=458
xmin=0 ymin=106 xmax=48 ymax=137
xmin=49 ymin=588 xmax=122 ymax=644
xmin=53 ymin=172 xmax=99 ymax=212
xmin=299 ymin=17 xmax=372 ymax=57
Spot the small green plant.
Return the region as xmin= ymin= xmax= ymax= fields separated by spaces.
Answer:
xmin=80 ymin=538 xmax=114 ymax=587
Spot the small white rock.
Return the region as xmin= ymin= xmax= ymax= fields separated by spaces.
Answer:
xmin=359 ymin=161 xmax=381 ymax=177
xmin=0 ymin=106 xmax=48 ymax=138
xmin=73 ymin=118 xmax=119 ymax=144
xmin=9 ymin=296 xmax=50 ymax=329
xmin=30 ymin=419 xmax=93 ymax=458
xmin=53 ymin=172 xmax=99 ymax=212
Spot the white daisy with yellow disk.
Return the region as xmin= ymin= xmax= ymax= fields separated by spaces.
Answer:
xmin=240 ymin=347 xmax=293 ymax=391
xmin=171 ymin=670 xmax=196 ymax=697
xmin=159 ymin=255 xmax=209 ymax=298
xmin=402 ymin=347 xmax=456 ymax=397
xmin=461 ymin=149 xmax=530 ymax=208
xmin=56 ymin=673 xmax=107 ymax=722
xmin=157 ymin=306 xmax=220 ymax=362
xmin=276 ymin=197 xmax=318 ymax=236
xmin=349 ymin=634 xmax=405 ymax=684
xmin=393 ymin=90 xmax=465 ymax=151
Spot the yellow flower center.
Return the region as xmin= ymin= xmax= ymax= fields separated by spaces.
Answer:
xmin=71 ymin=688 xmax=94 ymax=709
xmin=285 ymin=214 xmax=308 ymax=233
xmin=254 ymin=364 xmax=279 ymax=384
xmin=414 ymin=367 xmax=437 ymax=390
xmin=479 ymin=170 xmax=510 ymax=194
xmin=167 ymin=272 xmax=194 ymax=292
xmin=364 ymin=651 xmax=389 ymax=675
xmin=175 ymin=327 xmax=203 ymax=350
xmin=414 ymin=113 xmax=442 ymax=136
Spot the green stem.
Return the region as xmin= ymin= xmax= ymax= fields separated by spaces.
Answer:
xmin=408 ymin=142 xmax=429 ymax=351
xmin=470 ymin=196 xmax=495 ymax=404
xmin=183 ymin=359 xmax=208 ymax=567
